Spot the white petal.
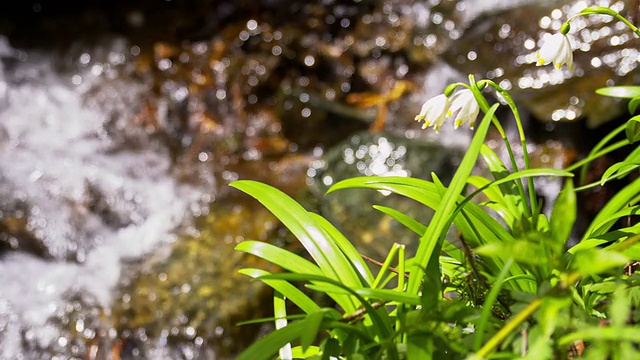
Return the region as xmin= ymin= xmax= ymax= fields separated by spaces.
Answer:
xmin=415 ymin=94 xmax=448 ymax=129
xmin=448 ymin=90 xmax=479 ymax=129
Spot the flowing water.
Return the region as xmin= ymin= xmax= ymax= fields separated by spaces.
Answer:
xmin=0 ymin=37 xmax=215 ymax=358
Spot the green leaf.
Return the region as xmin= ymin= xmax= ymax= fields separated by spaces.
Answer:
xmin=321 ymin=338 xmax=341 ymax=360
xmin=474 ymin=259 xmax=513 ymax=351
xmin=626 ymin=116 xmax=640 ymax=143
xmin=600 ymin=162 xmax=640 ymax=185
xmin=537 ymin=295 xmax=572 ymax=338
xmin=372 ymin=205 xmax=426 ymax=236
xmin=239 ymin=268 xmax=322 ymax=314
xmin=373 ymin=205 xmax=465 ymax=262
xmin=570 ymin=249 xmax=629 ymax=275
xmin=573 ymin=123 xmax=626 ymax=185
xmin=467 ymin=175 xmax=515 ymax=226
xmin=257 ymin=273 xmax=395 ymax=344
xmin=231 ymin=180 xmax=362 ymax=312
xmin=236 ymin=241 xmax=322 ymax=275
xmin=479 ymin=144 xmax=522 ymax=217
xmin=582 ymin=177 xmax=640 ymax=241
xmin=328 ymin=176 xmax=515 ymax=247
xmin=301 ymin=311 xmax=326 ymax=352
xmin=628 ymin=96 xmax=640 ymax=114
xmin=590 ymin=206 xmax=640 ymax=236
xmin=349 ymin=287 xmax=422 ymax=306
xmin=559 ymin=327 xmax=640 ymax=345
xmin=407 ymin=334 xmax=434 ymax=359
xmin=237 ymin=320 xmax=309 ymax=360
xmin=407 ymin=103 xmax=501 ymax=294
xmin=596 ymin=85 xmax=640 ymax=99
xmin=289 ymin=346 xmax=321 ymax=359
xmin=550 ymin=179 xmax=576 ymax=246
xmin=311 ymin=213 xmax=374 ymax=285
xmin=475 ymin=239 xmax=551 ymax=266
xmin=610 ymin=283 xmax=630 ymax=329
xmin=274 ymin=291 xmax=292 ymax=360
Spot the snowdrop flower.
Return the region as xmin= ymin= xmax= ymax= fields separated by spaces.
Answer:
xmin=536 ymin=33 xmax=574 ymax=70
xmin=448 ymin=89 xmax=480 ymax=130
xmin=414 ymin=94 xmax=449 ymax=132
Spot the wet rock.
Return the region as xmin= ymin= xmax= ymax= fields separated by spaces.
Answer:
xmin=306 ymin=130 xmax=466 ymax=261
xmin=441 ymin=0 xmax=640 ymax=128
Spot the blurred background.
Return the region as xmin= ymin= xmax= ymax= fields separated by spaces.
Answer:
xmin=0 ymin=0 xmax=638 ymax=358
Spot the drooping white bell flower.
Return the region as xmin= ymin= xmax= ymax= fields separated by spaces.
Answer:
xmin=447 ymin=89 xmax=480 ymax=130
xmin=414 ymin=94 xmax=449 ymax=132
xmin=536 ymin=33 xmax=574 ymax=70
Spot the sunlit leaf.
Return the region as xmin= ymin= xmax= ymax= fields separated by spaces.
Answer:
xmin=236 ymin=241 xmax=322 ymax=275
xmin=611 ymin=283 xmax=630 ymax=329
xmin=274 ymin=291 xmax=292 ymax=360
xmin=559 ymin=327 xmax=640 ymax=345
xmin=475 ymin=239 xmax=550 ymax=266
xmin=372 ymin=205 xmax=426 ymax=236
xmin=236 ymin=320 xmax=309 ymax=360
xmin=629 ymin=96 xmax=640 ymax=114
xmin=570 ymin=249 xmax=629 ymax=275
xmin=301 ymin=311 xmax=326 ymax=352
xmin=479 ymin=144 xmax=522 ymax=216
xmin=289 ymin=346 xmax=321 ymax=359
xmin=311 ymin=214 xmax=374 ymax=285
xmin=595 ymin=85 xmax=640 ymax=99
xmin=582 ymin=177 xmax=640 ymax=241
xmin=600 ymin=161 xmax=640 ymax=186
xmin=407 ymin=103 xmax=500 ymax=294
xmin=626 ymin=115 xmax=640 ymax=143
xmin=321 ymin=338 xmax=341 ymax=360
xmin=231 ymin=180 xmax=362 ymax=311
xmin=256 ymin=272 xmax=395 ymax=344
xmin=239 ymin=268 xmax=321 ymax=314
xmin=550 ymin=179 xmax=576 ymax=247
xmin=537 ymin=296 xmax=572 ymax=338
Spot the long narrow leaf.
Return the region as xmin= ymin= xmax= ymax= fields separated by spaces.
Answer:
xmin=239 ymin=268 xmax=321 ymax=314
xmin=236 ymin=320 xmax=309 ymax=360
xmin=373 ymin=205 xmax=466 ymax=263
xmin=256 ymin=273 xmax=395 ymax=346
xmin=231 ymin=180 xmax=362 ymax=311
xmin=311 ymin=213 xmax=374 ymax=285
xmin=408 ymin=103 xmax=500 ymax=295
xmin=582 ymin=177 xmax=640 ymax=241
xmin=479 ymin=144 xmax=522 ymax=217
xmin=329 ymin=177 xmax=515 ymax=246
xmin=274 ymin=291 xmax=293 ymax=360
xmin=236 ymin=241 xmax=322 ymax=275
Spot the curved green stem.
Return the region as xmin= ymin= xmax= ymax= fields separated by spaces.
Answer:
xmin=468 ymin=76 xmax=533 ymax=219
xmin=474 ymin=297 xmax=541 ymax=359
xmin=484 ymin=80 xmax=537 ymax=217
xmin=576 ymin=6 xmax=640 ymax=37
xmin=474 ymin=272 xmax=582 ymax=358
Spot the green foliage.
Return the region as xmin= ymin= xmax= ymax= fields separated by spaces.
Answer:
xmin=229 ymin=5 xmax=640 ymax=360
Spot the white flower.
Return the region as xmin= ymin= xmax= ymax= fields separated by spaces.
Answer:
xmin=448 ymin=89 xmax=480 ymax=130
xmin=414 ymin=94 xmax=449 ymax=132
xmin=536 ymin=33 xmax=574 ymax=70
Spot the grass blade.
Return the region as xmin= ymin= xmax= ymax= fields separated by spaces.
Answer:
xmin=231 ymin=180 xmax=362 ymax=311
xmin=239 ymin=268 xmax=321 ymax=314
xmin=236 ymin=241 xmax=322 ymax=275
